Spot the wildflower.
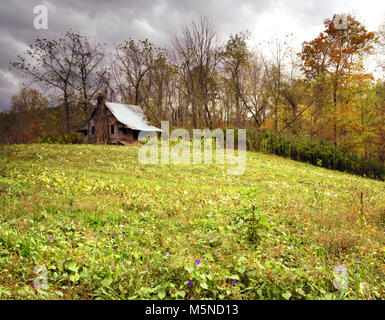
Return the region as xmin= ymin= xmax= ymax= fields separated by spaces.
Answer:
xmin=111 ymin=234 xmax=115 ymax=237
xmin=300 ymin=232 xmax=304 ymax=236
xmin=314 ymin=258 xmax=318 ymax=262
xmin=121 ymin=260 xmax=125 ymax=265
xmin=166 ymin=252 xmax=170 ymax=257
xmin=94 ymin=236 xmax=97 ymax=239
xmin=232 ymin=280 xmax=237 ymax=286
xmin=188 ymin=279 xmax=192 ymax=286
xmin=290 ymin=244 xmax=294 ymax=247
xmin=49 ymin=236 xmax=54 ymax=240
xmin=4 ymin=186 xmax=7 ymax=189
xmin=195 ymin=259 xmax=200 ymax=265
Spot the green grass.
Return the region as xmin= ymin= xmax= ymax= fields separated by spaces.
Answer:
xmin=0 ymin=143 xmax=384 ymax=300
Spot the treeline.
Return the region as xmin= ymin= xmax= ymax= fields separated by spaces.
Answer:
xmin=1 ymin=14 xmax=385 ymax=163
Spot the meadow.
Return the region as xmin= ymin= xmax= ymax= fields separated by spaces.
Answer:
xmin=0 ymin=143 xmax=384 ymax=300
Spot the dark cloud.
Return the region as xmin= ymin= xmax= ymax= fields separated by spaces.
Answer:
xmin=0 ymin=0 xmax=367 ymax=111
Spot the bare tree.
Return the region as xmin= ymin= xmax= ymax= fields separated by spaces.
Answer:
xmin=259 ymin=36 xmax=292 ymax=132
xmin=69 ymin=31 xmax=108 ymax=140
xmin=10 ymin=33 xmax=77 ymax=134
xmin=113 ymin=38 xmax=157 ymax=105
xmin=172 ymin=16 xmax=221 ymax=128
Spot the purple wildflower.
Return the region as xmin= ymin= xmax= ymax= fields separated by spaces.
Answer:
xmin=314 ymin=258 xmax=318 ymax=262
xmin=290 ymin=244 xmax=294 ymax=247
xmin=4 ymin=186 xmax=7 ymax=189
xmin=300 ymin=232 xmax=304 ymax=236
xmin=188 ymin=279 xmax=192 ymax=286
xmin=49 ymin=236 xmax=54 ymax=240
xmin=232 ymin=280 xmax=237 ymax=286
xmin=166 ymin=252 xmax=170 ymax=257
xmin=121 ymin=260 xmax=125 ymax=265
xmin=195 ymin=259 xmax=200 ymax=265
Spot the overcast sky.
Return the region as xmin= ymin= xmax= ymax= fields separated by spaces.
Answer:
xmin=1 ymin=0 xmax=385 ymax=111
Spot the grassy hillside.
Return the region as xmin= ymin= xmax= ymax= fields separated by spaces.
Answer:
xmin=0 ymin=144 xmax=384 ymax=300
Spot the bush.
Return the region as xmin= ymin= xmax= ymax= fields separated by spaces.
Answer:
xmin=245 ymin=129 xmax=385 ymax=181
xmin=37 ymin=132 xmax=84 ymax=144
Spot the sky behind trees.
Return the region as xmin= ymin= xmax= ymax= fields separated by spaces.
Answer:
xmin=1 ymin=0 xmax=385 ymax=110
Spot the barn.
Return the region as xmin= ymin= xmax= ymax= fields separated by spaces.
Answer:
xmin=78 ymin=95 xmax=162 ymax=144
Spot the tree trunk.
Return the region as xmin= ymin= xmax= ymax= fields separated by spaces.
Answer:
xmin=64 ymin=89 xmax=70 ymax=135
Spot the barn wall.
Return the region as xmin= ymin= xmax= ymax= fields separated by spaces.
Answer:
xmin=83 ymin=107 xmax=136 ymax=144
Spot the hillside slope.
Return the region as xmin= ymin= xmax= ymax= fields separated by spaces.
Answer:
xmin=0 ymin=144 xmax=384 ymax=299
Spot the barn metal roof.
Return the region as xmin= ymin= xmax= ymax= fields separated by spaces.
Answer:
xmin=105 ymin=102 xmax=162 ymax=132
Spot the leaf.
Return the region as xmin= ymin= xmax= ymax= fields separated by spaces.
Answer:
xmin=67 ymin=262 xmax=78 ymax=273
xmin=282 ymin=291 xmax=292 ymax=300
xmin=246 ymin=271 xmax=257 ymax=279
xmin=101 ymin=277 xmax=113 ymax=287
xmin=69 ymin=273 xmax=80 ymax=283
xmin=176 ymin=290 xmax=186 ymax=298
xmin=158 ymin=291 xmax=166 ymax=299
xmin=200 ymin=282 xmax=208 ymax=290
xmin=184 ymin=265 xmax=194 ymax=273
xmin=237 ymin=266 xmax=246 ymax=274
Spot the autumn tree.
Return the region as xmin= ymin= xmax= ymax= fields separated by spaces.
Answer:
xmin=301 ymin=14 xmax=376 ymax=145
xmin=8 ymin=88 xmax=50 ymax=143
xmin=10 ymin=87 xmax=48 ymax=112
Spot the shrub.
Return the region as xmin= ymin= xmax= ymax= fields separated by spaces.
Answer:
xmin=37 ymin=132 xmax=84 ymax=144
xmin=245 ymin=128 xmax=385 ymax=181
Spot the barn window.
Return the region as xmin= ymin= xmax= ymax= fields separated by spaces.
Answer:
xmin=110 ymin=125 xmax=115 ymax=134
xmin=91 ymin=126 xmax=95 ymax=135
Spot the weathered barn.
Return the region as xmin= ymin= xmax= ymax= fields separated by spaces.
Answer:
xmin=78 ymin=96 xmax=162 ymax=144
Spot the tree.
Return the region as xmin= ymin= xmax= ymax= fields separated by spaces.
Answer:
xmin=10 ymin=31 xmax=108 ymax=135
xmin=222 ymin=32 xmax=249 ymax=125
xmin=10 ymin=87 xmax=48 ymax=112
xmin=114 ymin=38 xmax=159 ymax=105
xmin=10 ymin=33 xmax=77 ymax=134
xmin=69 ymin=31 xmax=108 ymax=141
xmin=8 ymin=88 xmax=50 ymax=143
xmin=301 ymin=14 xmax=376 ymax=145
xmin=172 ymin=16 xmax=220 ymax=128
xmin=255 ymin=37 xmax=294 ymax=133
